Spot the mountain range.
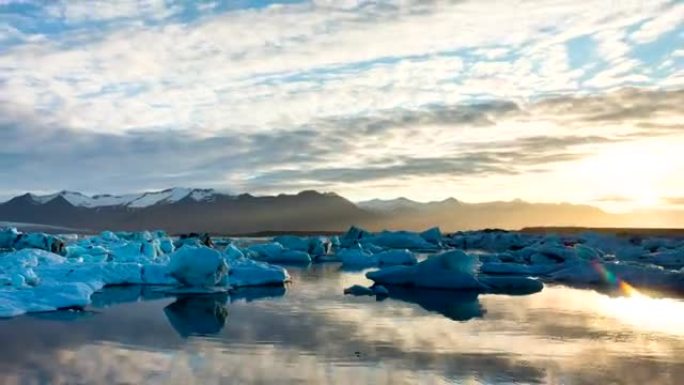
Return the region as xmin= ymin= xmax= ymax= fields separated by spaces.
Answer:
xmin=0 ymin=188 xmax=681 ymax=234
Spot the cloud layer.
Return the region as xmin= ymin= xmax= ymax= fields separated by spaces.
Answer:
xmin=1 ymin=0 xmax=683 ymax=210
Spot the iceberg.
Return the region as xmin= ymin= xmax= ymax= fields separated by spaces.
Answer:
xmin=167 ymin=246 xmax=229 ymax=287
xmin=0 ymin=230 xmax=293 ymax=318
xmin=478 ymin=276 xmax=544 ymax=295
xmin=361 ymin=230 xmax=436 ymax=250
xmin=343 ymin=284 xmax=375 ymax=296
xmin=550 ymin=261 xmax=684 ymax=293
xmin=367 ymin=250 xmax=485 ymax=290
xmin=419 ymin=227 xmax=443 ymax=245
xmin=273 ymin=235 xmax=330 ymax=258
xmin=227 ymin=257 xmax=291 ymax=287
xmin=338 ymin=247 xmax=378 ymax=267
xmin=375 ymin=249 xmax=418 ymax=266
xmin=0 ymin=229 xmax=65 ymax=254
xmin=247 ymin=242 xmax=312 ymax=264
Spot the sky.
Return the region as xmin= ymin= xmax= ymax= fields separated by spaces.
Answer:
xmin=0 ymin=0 xmax=683 ymax=212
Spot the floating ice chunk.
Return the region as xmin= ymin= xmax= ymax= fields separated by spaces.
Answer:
xmin=0 ymin=227 xmax=20 ymax=249
xmin=343 ymin=284 xmax=374 ymax=296
xmin=417 ymin=249 xmax=479 ymax=275
xmin=174 ymin=233 xmax=214 ymax=248
xmin=530 ymin=252 xmax=561 ymax=265
xmin=109 ymin=242 xmax=147 ymax=263
xmin=649 ymin=249 xmax=684 ymax=270
xmin=277 ymin=250 xmax=312 ymax=264
xmin=167 ymin=246 xmax=229 ymax=287
xmin=0 ymin=282 xmax=97 ymax=317
xmin=367 ymin=250 xmax=484 ymax=290
xmin=447 ymin=230 xmax=535 ymax=252
xmin=338 ymin=247 xmax=377 ymax=267
xmin=36 ymin=262 xmax=145 ymax=287
xmin=272 ymin=235 xmax=309 ymax=251
xmin=10 ymin=232 xmax=65 ymax=254
xmin=375 ymin=249 xmax=418 ymax=266
xmin=362 ymin=231 xmax=435 ymax=250
xmin=479 ymin=261 xmax=561 ymax=276
xmin=227 ymin=257 xmax=291 ymax=287
xmin=160 ymin=238 xmax=175 ymax=254
xmin=141 ymin=263 xmax=177 ymax=285
xmin=224 ymin=244 xmax=246 ymax=260
xmin=372 ymin=284 xmax=389 ymax=296
xmin=247 ymin=242 xmax=285 ymax=260
xmin=363 ymin=243 xmax=385 ymax=254
xmin=478 ymin=276 xmax=544 ymax=294
xmin=339 ymin=226 xmax=372 ymax=247
xmin=272 ymin=235 xmax=332 ymax=258
xmin=247 ymin=242 xmax=311 ymax=264
xmin=99 ymin=231 xmax=120 ymax=242
xmin=4 ymin=248 xmax=67 ymax=267
xmin=419 ymin=227 xmax=443 ymax=244
xmin=480 ymin=262 xmax=536 ymax=275
xmin=550 ymin=261 xmax=684 ymax=293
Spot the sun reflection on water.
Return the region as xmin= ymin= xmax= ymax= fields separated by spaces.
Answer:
xmin=594 ymin=286 xmax=684 ymax=337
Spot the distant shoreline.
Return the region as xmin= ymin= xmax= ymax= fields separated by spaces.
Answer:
xmin=3 ymin=222 xmax=684 ymax=238
xmin=520 ymin=226 xmax=684 ymax=237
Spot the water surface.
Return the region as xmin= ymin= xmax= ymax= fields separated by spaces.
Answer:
xmin=0 ymin=264 xmax=682 ymax=385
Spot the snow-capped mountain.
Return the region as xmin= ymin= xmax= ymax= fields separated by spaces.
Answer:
xmin=27 ymin=188 xmax=225 ymax=209
xmin=0 ymin=188 xmax=634 ymax=233
xmin=0 ymin=189 xmax=371 ymax=233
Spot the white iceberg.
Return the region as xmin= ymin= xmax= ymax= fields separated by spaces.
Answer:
xmin=167 ymin=246 xmax=229 ymax=287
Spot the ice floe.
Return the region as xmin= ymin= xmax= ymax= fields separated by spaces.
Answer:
xmin=2 ymin=225 xmax=684 ymax=318
xmin=0 ymin=229 xmax=291 ymax=317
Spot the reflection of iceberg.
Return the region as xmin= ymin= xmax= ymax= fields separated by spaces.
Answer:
xmin=90 ymin=285 xmax=168 ymax=308
xmin=164 ymin=294 xmax=229 ymax=338
xmin=27 ymin=309 xmax=97 ymax=322
xmin=230 ymin=286 xmax=286 ymax=303
xmin=386 ymin=286 xmax=485 ymax=321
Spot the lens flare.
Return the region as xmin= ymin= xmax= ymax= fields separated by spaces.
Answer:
xmin=590 ymin=261 xmax=639 ymax=296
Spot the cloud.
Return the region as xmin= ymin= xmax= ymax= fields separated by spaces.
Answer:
xmin=0 ymin=85 xmax=682 ymax=199
xmin=0 ymin=0 xmax=682 ymax=205
xmin=629 ymin=3 xmax=684 ymax=44
xmin=593 ymin=195 xmax=633 ymax=203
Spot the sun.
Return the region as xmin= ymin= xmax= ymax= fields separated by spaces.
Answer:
xmin=577 ymin=138 xmax=684 ymax=211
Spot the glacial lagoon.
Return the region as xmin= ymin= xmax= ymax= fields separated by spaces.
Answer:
xmin=1 ymin=264 xmax=682 ymax=385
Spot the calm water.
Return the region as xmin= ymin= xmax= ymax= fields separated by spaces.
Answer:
xmin=0 ymin=264 xmax=682 ymax=385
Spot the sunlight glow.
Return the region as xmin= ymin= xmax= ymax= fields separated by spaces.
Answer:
xmin=595 ymin=289 xmax=684 ymax=336
xmin=578 ymin=138 xmax=684 ymax=211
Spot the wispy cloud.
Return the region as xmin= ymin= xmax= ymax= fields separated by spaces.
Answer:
xmin=0 ymin=0 xmax=682 ymax=207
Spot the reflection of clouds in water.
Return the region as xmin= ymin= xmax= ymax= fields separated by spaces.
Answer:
xmin=0 ymin=269 xmax=682 ymax=385
xmin=12 ymin=343 xmax=460 ymax=385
